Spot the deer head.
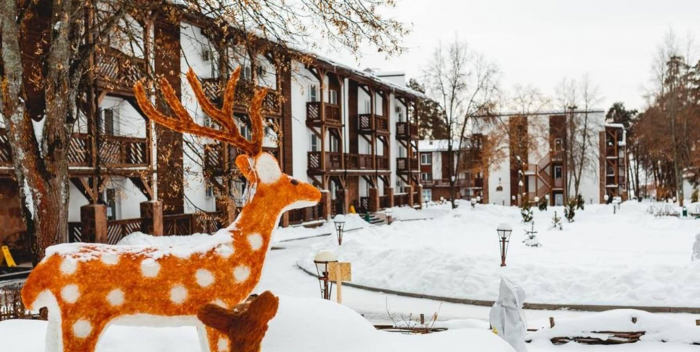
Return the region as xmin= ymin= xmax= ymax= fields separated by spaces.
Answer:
xmin=134 ymin=67 xmax=321 ymax=214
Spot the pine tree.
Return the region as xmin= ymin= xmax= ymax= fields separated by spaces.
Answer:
xmin=521 ymin=198 xmax=534 ymax=223
xmin=538 ymin=196 xmax=548 ymax=211
xmin=564 ymin=197 xmax=576 ymax=222
xmin=552 ymin=211 xmax=562 ymax=230
xmin=576 ymin=194 xmax=585 ymax=210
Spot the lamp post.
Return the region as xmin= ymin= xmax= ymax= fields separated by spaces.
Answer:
xmin=496 ymin=223 xmax=512 ymax=267
xmin=385 ymin=209 xmax=393 ymax=225
xmin=333 ymin=214 xmax=346 ymax=245
xmin=314 ymin=250 xmax=338 ymax=300
xmin=470 ymin=198 xmax=476 ymax=208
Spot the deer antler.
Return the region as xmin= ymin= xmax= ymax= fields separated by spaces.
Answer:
xmin=134 ymin=67 xmax=267 ymax=156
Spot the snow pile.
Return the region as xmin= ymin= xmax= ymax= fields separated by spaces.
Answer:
xmin=272 ymin=213 xmax=369 ymax=242
xmin=387 ymin=204 xmax=451 ymax=221
xmin=299 ymin=202 xmax=700 ymax=307
xmin=0 ymin=296 xmax=514 ymax=352
xmin=527 ymin=309 xmax=700 ymax=345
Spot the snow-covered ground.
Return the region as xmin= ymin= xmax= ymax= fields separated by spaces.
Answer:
xmin=299 ymin=201 xmax=700 ymax=308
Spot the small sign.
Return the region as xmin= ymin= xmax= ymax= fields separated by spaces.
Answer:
xmin=328 ymin=262 xmax=351 ymax=282
xmin=1 ymin=246 xmax=17 ymax=267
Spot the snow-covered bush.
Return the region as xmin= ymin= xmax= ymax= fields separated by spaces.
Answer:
xmin=537 ymin=196 xmax=548 ymax=211
xmin=564 ymin=198 xmax=576 ymax=222
xmin=551 ymin=211 xmax=562 ymax=230
xmin=646 ymin=204 xmax=680 ymax=217
xmin=520 ymin=199 xmax=533 ymax=223
xmin=575 ymin=194 xmax=585 ymax=210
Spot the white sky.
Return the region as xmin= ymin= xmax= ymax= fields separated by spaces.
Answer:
xmin=319 ymin=0 xmax=700 ymax=111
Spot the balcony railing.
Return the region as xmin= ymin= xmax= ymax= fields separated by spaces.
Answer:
xmin=396 ymin=122 xmax=418 ymax=140
xmin=358 ymin=114 xmax=389 ymax=133
xmin=306 ymin=102 xmax=341 ymax=124
xmin=201 ymin=78 xmax=281 ymax=114
xmin=397 ymin=157 xmax=418 ymax=173
xmin=95 ymin=47 xmax=147 ymax=95
xmin=66 ymin=133 xmax=149 ymax=168
xmin=308 ymin=152 xmax=385 ymax=171
xmin=375 ymin=115 xmax=389 ymax=132
xmin=0 ymin=129 xmax=12 ymax=167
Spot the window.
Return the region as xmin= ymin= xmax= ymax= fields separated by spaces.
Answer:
xmin=206 ymin=185 xmax=215 ymax=198
xmin=330 ymin=137 xmax=339 ymax=153
xmin=242 ymin=65 xmax=252 ymax=81
xmin=395 ymin=106 xmax=404 ymax=122
xmin=240 ymin=123 xmax=251 ymax=140
xmin=105 ymin=189 xmax=117 ymax=220
xmin=421 ymin=153 xmax=432 ymax=165
xmin=421 ymin=172 xmax=432 ymax=181
xmin=554 ymin=166 xmax=562 ymax=179
xmin=102 ymin=109 xmax=116 ymax=136
xmin=256 ymin=65 xmax=265 ymax=77
xmin=309 ymin=85 xmax=319 ymax=102
xmin=364 ymin=100 xmax=371 ymax=114
xmin=555 ymin=138 xmax=563 ymax=151
xmin=329 ymin=90 xmax=338 ymax=105
xmin=310 ymin=134 xmax=319 ymax=152
xmin=202 ymin=49 xmax=212 ymax=62
xmin=422 ymin=189 xmax=432 ymax=202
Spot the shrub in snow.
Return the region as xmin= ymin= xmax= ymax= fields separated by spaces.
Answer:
xmin=523 ymin=222 xmax=541 ymax=247
xmin=551 ymin=211 xmax=562 ymax=230
xmin=489 ymin=277 xmax=528 ymax=352
xmin=537 ymin=196 xmax=548 ymax=211
xmin=520 ymin=199 xmax=533 ymax=223
xmin=564 ymin=198 xmax=576 ymax=222
xmin=575 ymin=194 xmax=585 ymax=210
xmin=692 ymin=187 xmax=699 ymax=203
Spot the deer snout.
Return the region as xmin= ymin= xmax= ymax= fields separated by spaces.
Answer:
xmin=287 ymin=176 xmax=322 ymax=204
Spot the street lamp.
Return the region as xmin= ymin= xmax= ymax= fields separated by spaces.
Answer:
xmin=496 ymin=223 xmax=512 ymax=267
xmin=385 ymin=209 xmax=393 ymax=225
xmin=333 ymin=214 xmax=346 ymax=245
xmin=470 ymin=198 xmax=476 ymax=208
xmin=314 ymin=250 xmax=338 ymax=300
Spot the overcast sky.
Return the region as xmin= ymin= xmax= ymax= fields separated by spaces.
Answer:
xmin=319 ymin=0 xmax=700 ymax=112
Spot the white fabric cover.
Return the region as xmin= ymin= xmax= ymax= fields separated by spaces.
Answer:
xmin=489 ymin=277 xmax=528 ymax=352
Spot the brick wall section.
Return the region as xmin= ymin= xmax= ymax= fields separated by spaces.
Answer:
xmin=154 ymin=17 xmax=184 ymax=214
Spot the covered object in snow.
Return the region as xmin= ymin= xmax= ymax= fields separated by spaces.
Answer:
xmin=490 ymin=277 xmax=528 ymax=352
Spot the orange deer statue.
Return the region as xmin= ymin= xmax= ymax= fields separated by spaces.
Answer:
xmin=21 ymin=67 xmax=321 ymax=352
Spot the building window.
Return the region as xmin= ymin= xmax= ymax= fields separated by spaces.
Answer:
xmin=105 ymin=188 xmax=117 ymax=220
xmin=102 ymin=109 xmax=116 ymax=136
xmin=310 ymin=134 xmax=319 ymax=152
xmin=206 ymin=185 xmax=215 ymax=198
xmin=329 ymin=90 xmax=338 ymax=105
xmin=309 ymin=85 xmax=319 ymax=102
xmin=555 ymin=138 xmax=563 ymax=151
xmin=421 ymin=172 xmax=432 ymax=181
xmin=395 ymin=106 xmax=404 ymax=122
xmin=364 ymin=100 xmax=371 ymax=114
xmin=242 ymin=65 xmax=252 ymax=81
xmin=554 ymin=165 xmax=562 ymax=179
xmin=240 ymin=123 xmax=251 ymax=140
xmin=422 ymin=189 xmax=432 ymax=202
xmin=421 ymin=153 xmax=432 ymax=165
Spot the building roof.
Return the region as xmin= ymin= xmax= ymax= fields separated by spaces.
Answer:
xmin=418 ymin=139 xmax=460 ymax=152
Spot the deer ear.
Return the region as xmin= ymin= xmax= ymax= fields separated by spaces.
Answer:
xmin=254 ymin=153 xmax=281 ymax=184
xmin=236 ymin=155 xmax=256 ymax=182
xmin=197 ymin=304 xmax=235 ymax=333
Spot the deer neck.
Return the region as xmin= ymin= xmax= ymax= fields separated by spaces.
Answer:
xmin=228 ymin=188 xmax=286 ymax=254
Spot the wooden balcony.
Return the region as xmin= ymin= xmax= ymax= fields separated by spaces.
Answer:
xmin=397 ymin=157 xmax=419 ymax=174
xmin=358 ymin=114 xmax=389 ymax=134
xmin=204 ymin=142 xmax=238 ymax=177
xmin=68 ymin=133 xmax=149 ymax=170
xmin=95 ymin=47 xmax=147 ymax=97
xmin=396 ymin=122 xmax=419 ymax=140
xmin=201 ymin=78 xmax=281 ymax=115
xmin=306 ymin=102 xmax=341 ymax=126
xmin=307 ymin=152 xmax=387 ymax=173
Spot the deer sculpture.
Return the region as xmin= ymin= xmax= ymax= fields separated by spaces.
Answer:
xmin=21 ymin=66 xmax=321 ymax=352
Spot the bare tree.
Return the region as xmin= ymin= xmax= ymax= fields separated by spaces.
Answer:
xmin=423 ymin=38 xmax=499 ymax=208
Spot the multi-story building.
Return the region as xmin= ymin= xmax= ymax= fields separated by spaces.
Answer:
xmin=419 ymin=111 xmax=628 ymax=207
xmin=0 ymin=10 xmax=423 ymax=250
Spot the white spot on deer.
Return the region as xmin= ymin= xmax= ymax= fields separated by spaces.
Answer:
xmin=141 ymin=259 xmax=161 ymax=278
xmin=60 ymin=258 xmax=77 ymax=275
xmin=196 ymin=269 xmax=215 ymax=287
xmin=233 ymin=266 xmax=250 ymax=283
xmin=107 ymin=289 xmax=125 ymax=306
xmin=255 ymin=153 xmax=281 ymax=183
xmin=61 ymin=285 xmax=79 ymax=304
xmin=72 ymin=319 xmax=92 ymax=338
xmin=211 ymin=299 xmax=226 ymax=308
xmin=247 ymin=233 xmax=263 ymax=251
xmin=101 ymin=252 xmax=119 ymax=265
xmin=218 ymin=337 xmax=228 ymax=352
xmin=215 ymin=244 xmax=234 ymax=258
xmin=170 ymin=285 xmax=187 ymax=304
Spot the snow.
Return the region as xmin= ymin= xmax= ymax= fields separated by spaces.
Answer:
xmin=272 ymin=213 xmax=369 ymax=242
xmin=0 ymin=296 xmax=514 ymax=352
xmin=45 ymin=230 xmax=233 ymax=262
xmin=31 ymin=117 xmax=45 ymax=154
xmin=387 ymin=204 xmax=450 ymax=221
xmin=299 ymin=201 xmax=700 ymax=308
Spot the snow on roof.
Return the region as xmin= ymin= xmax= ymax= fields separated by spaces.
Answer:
xmin=605 ymin=122 xmax=625 ymax=129
xmin=418 ymin=139 xmax=460 ymax=152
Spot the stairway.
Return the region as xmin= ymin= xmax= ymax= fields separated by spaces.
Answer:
xmin=363 ymin=213 xmax=386 ymax=225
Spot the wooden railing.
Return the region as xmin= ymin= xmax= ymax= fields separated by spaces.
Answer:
xmin=201 ymin=78 xmax=281 ymax=114
xmin=68 ymin=222 xmax=83 ymax=243
xmin=95 ymin=47 xmax=147 ymax=95
xmin=379 ymin=195 xmax=390 ymax=209
xmin=376 ymin=156 xmax=389 ymax=170
xmin=308 ymin=152 xmax=376 ymax=171
xmin=306 ymin=102 xmax=341 ymax=124
xmin=68 ymin=133 xmax=148 ymax=168
xmin=325 ymin=104 xmax=341 ymax=123
xmin=397 ymin=157 xmax=418 ymax=173
xmin=394 ymin=193 xmax=409 ymax=207
xmin=286 ymin=199 xmax=325 ymax=226
xmin=163 ymin=212 xmax=224 ymax=236
xmin=106 ymin=218 xmax=143 ymax=245
xmin=0 ymin=128 xmax=12 ymax=167
xmin=396 ymin=122 xmax=418 ymax=139
xmin=375 ymin=115 xmax=389 ymax=132
xmin=359 ymin=197 xmax=370 ymax=212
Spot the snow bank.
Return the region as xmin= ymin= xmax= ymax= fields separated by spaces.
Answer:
xmin=272 ymin=214 xmax=369 ymax=242
xmin=528 ymin=309 xmax=700 ymax=345
xmin=386 ymin=204 xmax=451 ymax=221
xmin=299 ymin=202 xmax=700 ymax=307
xmin=0 ymin=296 xmax=514 ymax=352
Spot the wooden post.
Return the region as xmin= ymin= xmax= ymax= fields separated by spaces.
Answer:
xmin=406 ymin=185 xmax=414 ymax=207
xmin=80 ymin=204 xmax=108 ymax=243
xmin=384 ymin=187 xmax=395 ymax=208
xmin=321 ymin=190 xmax=332 ymax=220
xmin=369 ymin=188 xmax=379 ymax=213
xmin=549 ymin=317 xmax=555 ymax=328
xmin=335 ymin=263 xmax=343 ymax=304
xmin=140 ymin=200 xmax=163 ymax=236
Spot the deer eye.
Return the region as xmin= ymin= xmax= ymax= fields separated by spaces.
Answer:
xmin=290 ymin=179 xmax=299 ymax=186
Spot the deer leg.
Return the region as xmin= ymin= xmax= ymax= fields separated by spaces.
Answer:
xmin=205 ymin=325 xmax=230 ymax=352
xmin=60 ymin=317 xmax=108 ymax=352
xmin=44 ymin=314 xmax=62 ymax=352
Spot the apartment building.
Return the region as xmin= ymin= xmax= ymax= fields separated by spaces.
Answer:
xmin=419 ymin=111 xmax=628 ymax=207
xmin=0 ymin=9 xmax=422 ymax=249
